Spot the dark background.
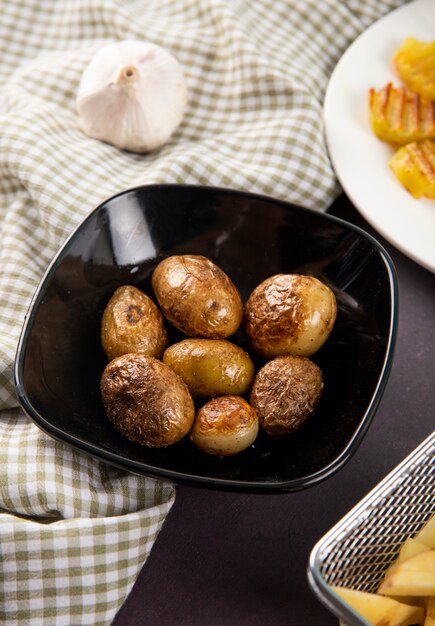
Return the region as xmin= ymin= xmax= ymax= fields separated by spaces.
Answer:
xmin=113 ymin=194 xmax=435 ymax=626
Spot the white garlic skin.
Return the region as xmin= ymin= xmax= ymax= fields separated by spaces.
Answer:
xmin=76 ymin=40 xmax=188 ymax=153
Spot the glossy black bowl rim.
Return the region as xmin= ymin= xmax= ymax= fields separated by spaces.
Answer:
xmin=14 ymin=184 xmax=399 ymax=493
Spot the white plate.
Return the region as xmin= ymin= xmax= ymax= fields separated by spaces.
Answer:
xmin=324 ymin=0 xmax=435 ymax=273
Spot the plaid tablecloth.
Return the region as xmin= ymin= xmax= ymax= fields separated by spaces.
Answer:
xmin=0 ymin=0 xmax=407 ymax=624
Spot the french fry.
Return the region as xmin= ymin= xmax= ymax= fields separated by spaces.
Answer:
xmin=398 ymin=537 xmax=431 ymax=562
xmin=328 ymin=516 xmax=435 ymax=623
xmin=384 ymin=536 xmax=431 ymax=594
xmin=332 ymin=586 xmax=425 ymax=625
xmin=424 ymin=597 xmax=435 ymax=626
xmin=415 ymin=516 xmax=435 ymax=549
xmin=379 ymin=550 xmax=435 ymax=597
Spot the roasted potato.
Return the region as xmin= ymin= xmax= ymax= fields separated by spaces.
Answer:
xmin=368 ymin=83 xmax=435 ymax=145
xmin=101 ymin=353 xmax=194 ymax=448
xmin=389 ymin=140 xmax=435 ymax=199
xmin=243 ymin=274 xmax=337 ymax=358
xmin=152 ymin=255 xmax=243 ymax=338
xmin=190 ymin=395 xmax=259 ymax=456
xmin=101 ymin=285 xmax=167 ymax=361
xmin=394 ymin=37 xmax=435 ymax=100
xmin=250 ymin=355 xmax=323 ymax=438
xmin=163 ymin=338 xmax=254 ymax=398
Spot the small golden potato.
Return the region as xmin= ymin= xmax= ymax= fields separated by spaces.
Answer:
xmin=250 ymin=356 xmax=323 ymax=438
xmin=190 ymin=396 xmax=259 ymax=456
xmin=101 ymin=353 xmax=195 ymax=448
xmin=152 ymin=255 xmax=243 ymax=338
xmin=243 ymin=274 xmax=336 ymax=358
xmin=163 ymin=339 xmax=255 ymax=398
xmin=101 ymin=285 xmax=168 ymax=361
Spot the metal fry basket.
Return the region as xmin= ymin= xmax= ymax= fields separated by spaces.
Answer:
xmin=308 ymin=431 xmax=435 ymax=626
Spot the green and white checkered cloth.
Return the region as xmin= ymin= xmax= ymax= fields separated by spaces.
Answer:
xmin=0 ymin=0 xmax=407 ymax=624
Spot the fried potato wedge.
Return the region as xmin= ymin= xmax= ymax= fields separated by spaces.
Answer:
xmin=330 ymin=517 xmax=435 ymax=621
xmin=384 ymin=537 xmax=431 ymax=581
xmin=369 ymin=83 xmax=435 ymax=145
xmin=332 ymin=586 xmax=425 ymax=625
xmin=424 ymin=597 xmax=435 ymax=626
xmin=415 ymin=515 xmax=435 ymax=549
xmin=379 ymin=550 xmax=435 ymax=597
xmin=398 ymin=538 xmax=430 ymax=563
xmin=394 ymin=38 xmax=435 ymax=100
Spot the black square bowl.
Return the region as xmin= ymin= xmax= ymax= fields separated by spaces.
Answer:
xmin=14 ymin=185 xmax=398 ymax=493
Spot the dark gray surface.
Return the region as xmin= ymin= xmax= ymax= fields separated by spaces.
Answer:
xmin=113 ymin=194 xmax=435 ymax=626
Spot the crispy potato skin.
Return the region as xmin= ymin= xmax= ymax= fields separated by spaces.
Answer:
xmin=190 ymin=395 xmax=259 ymax=456
xmin=250 ymin=356 xmax=323 ymax=437
xmin=101 ymin=285 xmax=168 ymax=361
xmin=163 ymin=339 xmax=255 ymax=398
xmin=243 ymin=274 xmax=336 ymax=358
xmin=101 ymin=354 xmax=195 ymax=448
xmin=151 ymin=255 xmax=243 ymax=338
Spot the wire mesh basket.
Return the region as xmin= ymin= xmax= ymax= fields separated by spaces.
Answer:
xmin=308 ymin=431 xmax=435 ymax=626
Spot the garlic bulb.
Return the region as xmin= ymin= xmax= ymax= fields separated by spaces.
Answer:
xmin=76 ymin=40 xmax=188 ymax=153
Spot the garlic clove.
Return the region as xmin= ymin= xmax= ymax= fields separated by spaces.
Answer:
xmin=76 ymin=40 xmax=188 ymax=153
